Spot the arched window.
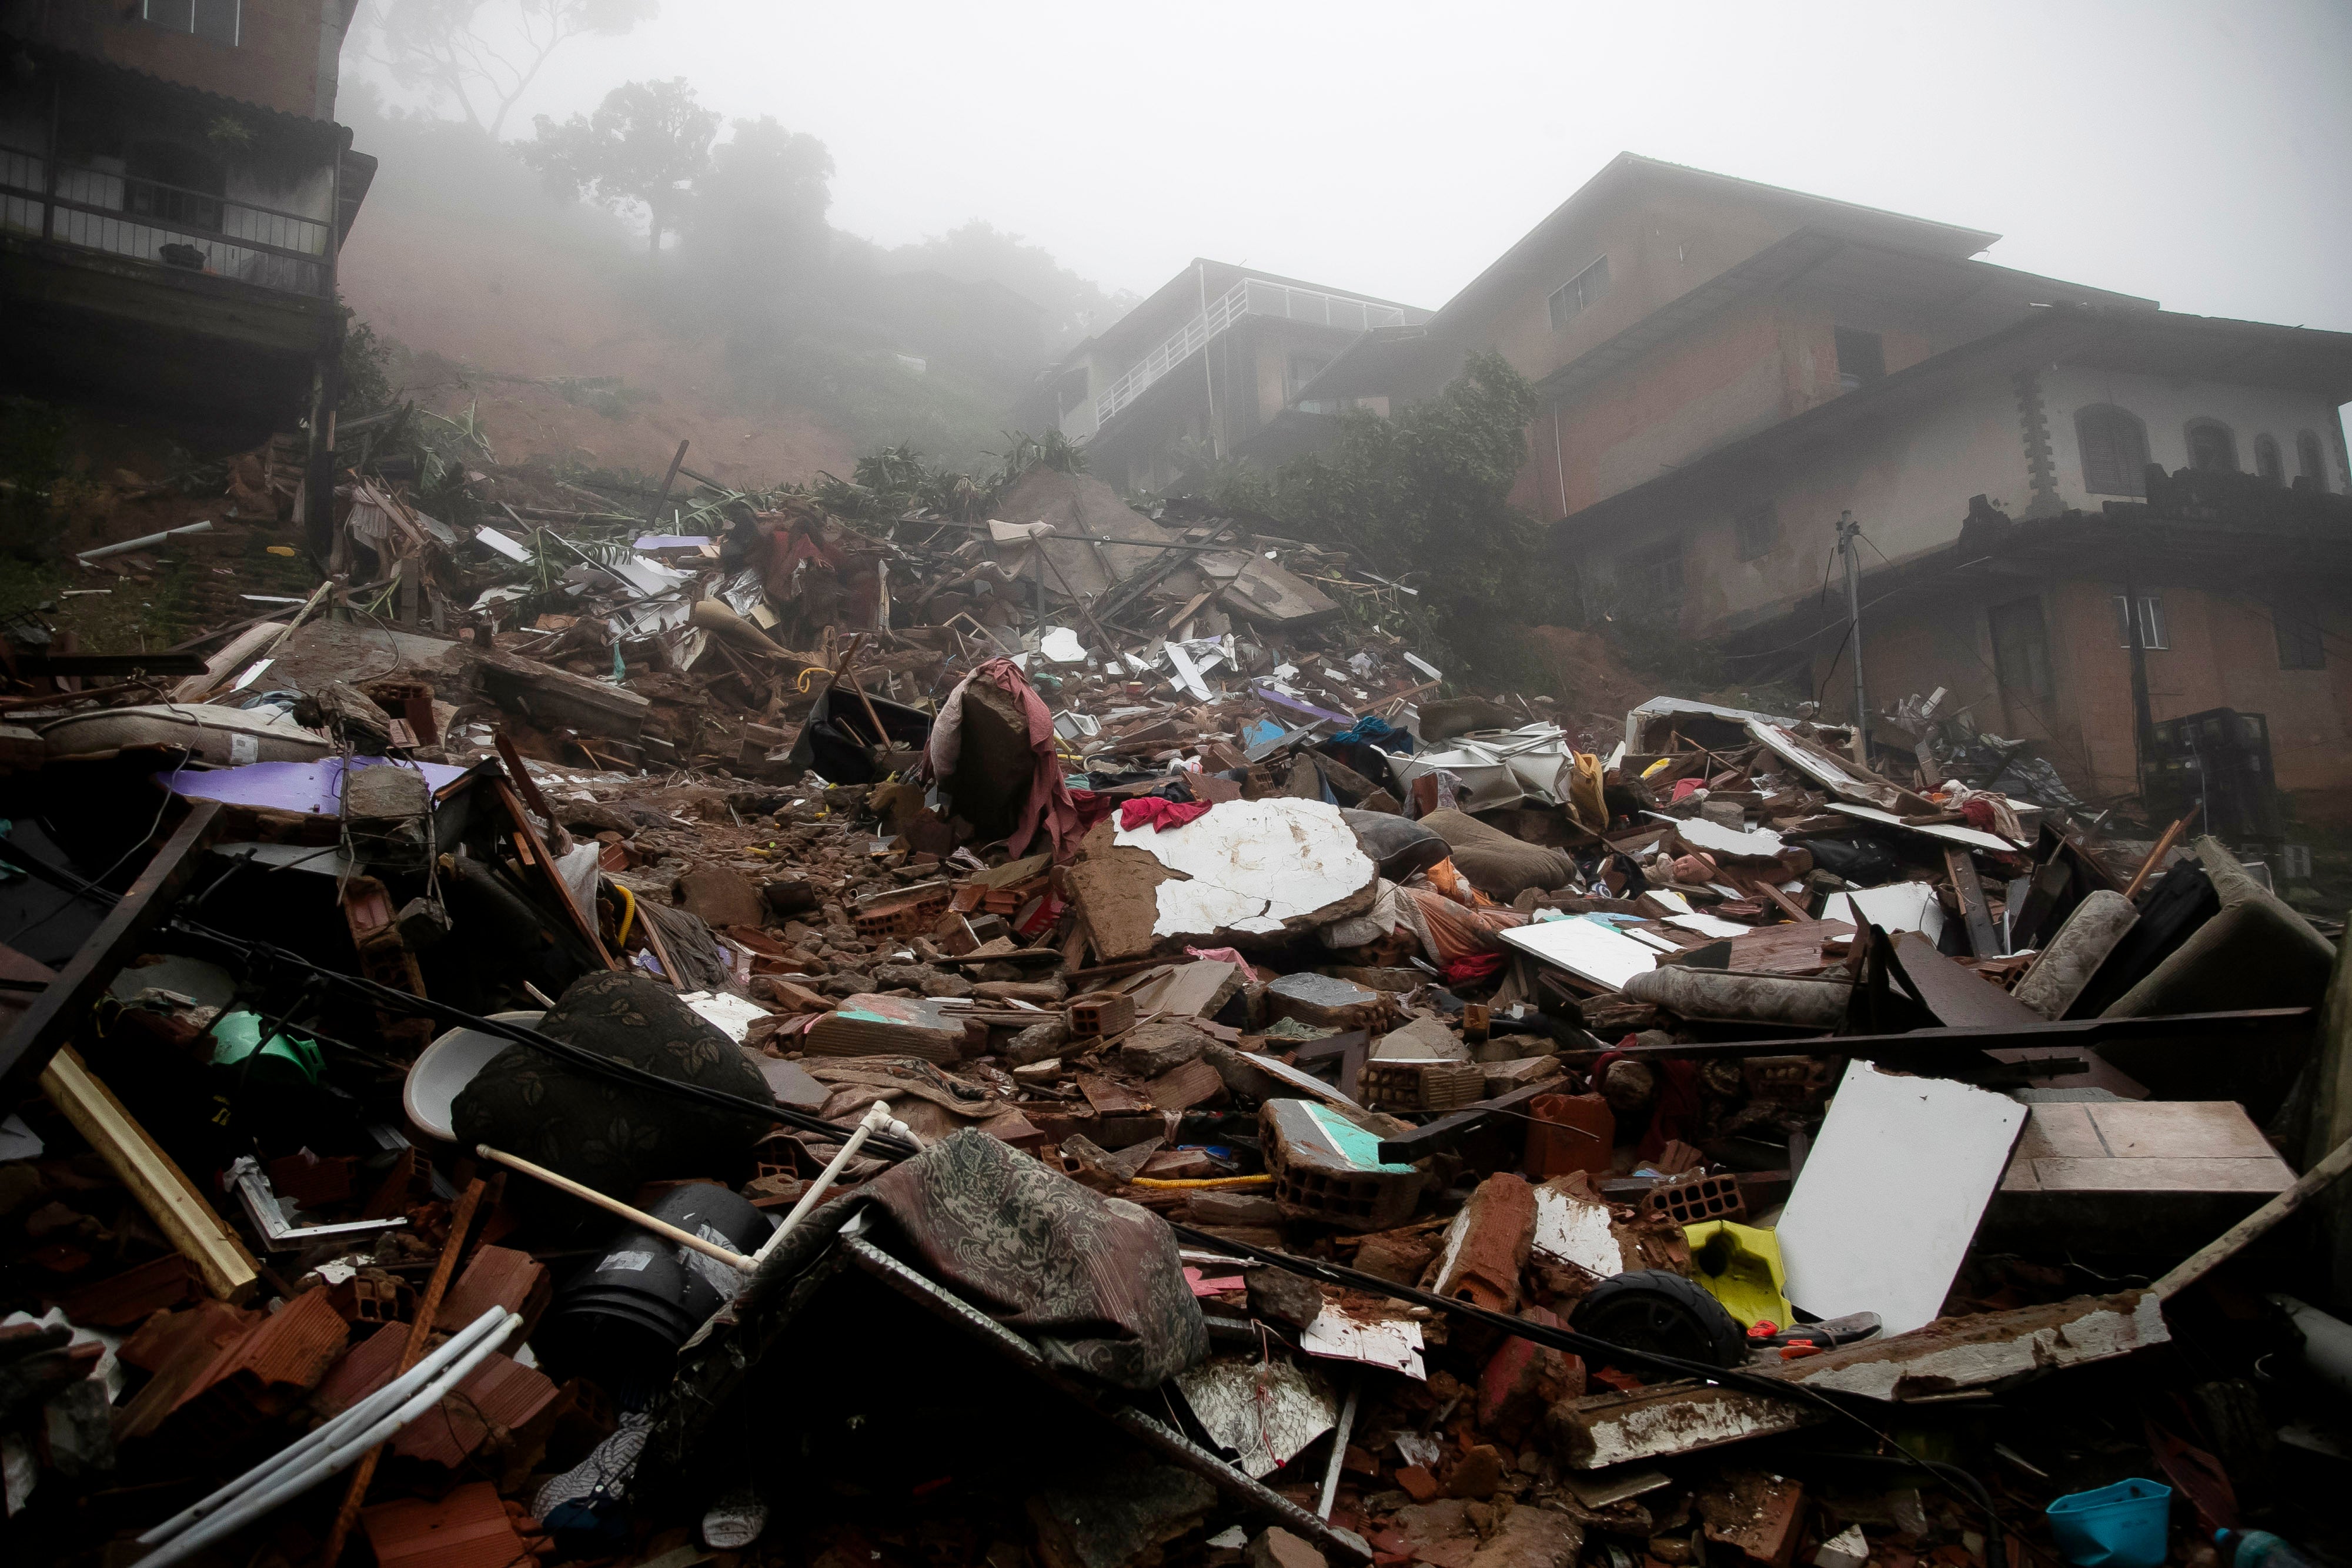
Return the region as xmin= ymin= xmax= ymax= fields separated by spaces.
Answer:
xmin=2299 ymin=431 xmax=2331 ymax=492
xmin=2186 ymin=419 xmax=2239 ymax=473
xmin=2076 ymin=405 xmax=2150 ymax=496
xmin=2256 ymin=434 xmax=2284 ymax=486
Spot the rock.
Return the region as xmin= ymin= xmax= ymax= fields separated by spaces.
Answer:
xmin=1244 ymin=1265 xmax=1325 ymax=1329
xmin=1004 ymin=1018 xmax=1071 ymax=1066
xmin=763 ymin=877 xmax=821 ymax=917
xmin=1247 ymin=1529 xmax=1326 ymax=1568
xmin=1116 ymin=1019 xmax=1213 ymax=1077
xmin=874 ymin=963 xmax=938 ymax=990
xmin=918 ymin=973 xmax=975 ymax=999
xmin=1265 ymin=972 xmax=1388 ymax=1031
xmin=1466 ymin=1508 xmax=1582 ymax=1568
xmin=674 ymin=867 xmax=766 ymax=930
xmin=1446 ymin=1445 xmax=1508 ymax=1500
xmin=1187 ymin=1190 xmax=1283 ymax=1227
xmin=1395 ymin=1466 xmax=1442 ymax=1504
xmin=818 ymin=972 xmax=874 ymax=999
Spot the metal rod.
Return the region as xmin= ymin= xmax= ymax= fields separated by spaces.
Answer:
xmin=1317 ymin=1378 xmax=1359 ymax=1520
xmin=136 ymin=1312 xmax=524 ymax=1568
xmin=475 ymin=1144 xmax=751 ymax=1270
xmin=1839 ymin=511 xmax=1869 ymax=764
xmin=748 ymin=1099 xmax=908 ymax=1270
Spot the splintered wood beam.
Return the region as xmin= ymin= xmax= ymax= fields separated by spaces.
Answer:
xmin=1945 ymin=844 xmax=2003 ymax=957
xmin=0 ymin=800 xmax=220 ymax=1100
xmin=42 ymin=1047 xmax=259 ymax=1303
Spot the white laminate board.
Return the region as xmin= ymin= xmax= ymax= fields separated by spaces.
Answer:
xmin=1497 ymin=915 xmax=1658 ymax=991
xmin=1776 ymin=1061 xmax=2027 ymax=1336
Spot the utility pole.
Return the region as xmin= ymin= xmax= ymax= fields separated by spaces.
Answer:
xmin=2123 ymin=579 xmax=2156 ymax=799
xmin=1838 ymin=511 xmax=1869 ymax=767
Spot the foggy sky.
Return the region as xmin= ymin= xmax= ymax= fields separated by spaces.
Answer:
xmin=353 ymin=0 xmax=2352 ymax=336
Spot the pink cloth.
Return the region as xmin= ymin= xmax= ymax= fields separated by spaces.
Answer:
xmin=1672 ymin=778 xmax=1704 ymax=801
xmin=1117 ymin=797 xmax=1214 ymax=833
xmin=1184 ymin=946 xmax=1251 ymax=968
xmin=926 ymin=657 xmax=1081 ymax=861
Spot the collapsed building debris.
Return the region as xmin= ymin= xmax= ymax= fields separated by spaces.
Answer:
xmin=2 ymin=439 xmax=2348 ymax=1568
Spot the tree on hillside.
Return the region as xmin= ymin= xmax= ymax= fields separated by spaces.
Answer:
xmin=523 ymin=78 xmax=719 ymax=258
xmin=691 ymin=117 xmax=834 ymax=287
xmin=1271 ymin=352 xmax=1545 ymax=673
xmin=887 ymin=221 xmax=1139 ymax=356
xmin=364 ymin=0 xmax=658 ymax=138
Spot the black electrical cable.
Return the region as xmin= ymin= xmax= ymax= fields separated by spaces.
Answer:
xmin=169 ymin=907 xmax=2007 ymax=1553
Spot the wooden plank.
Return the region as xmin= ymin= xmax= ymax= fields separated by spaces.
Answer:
xmin=493 ymin=777 xmax=615 ymax=971
xmin=1374 ymin=1079 xmax=1559 ymax=1164
xmin=0 ymin=800 xmax=220 ymax=1099
xmin=1945 ymin=845 xmax=2002 ymax=957
xmin=41 ymin=1047 xmax=258 ymax=1303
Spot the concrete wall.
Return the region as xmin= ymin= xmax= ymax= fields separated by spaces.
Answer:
xmin=0 ymin=1 xmax=353 ymax=121
xmin=1825 ymin=574 xmax=2352 ymax=803
xmin=1586 ymin=365 xmax=2033 ymax=630
xmin=2039 ymin=364 xmax=2347 ymax=504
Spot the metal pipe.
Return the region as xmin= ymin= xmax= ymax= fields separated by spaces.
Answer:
xmin=748 ymin=1098 xmax=910 ymax=1271
xmin=138 ymin=1306 xmax=514 ymax=1550
xmin=77 ymin=520 xmax=214 ymax=563
xmin=1839 ymin=512 xmax=1869 ymax=764
xmin=136 ymin=1310 xmax=523 ymax=1568
xmin=475 ymin=1144 xmax=751 ymax=1271
xmin=1317 ymin=1378 xmax=1360 ymax=1520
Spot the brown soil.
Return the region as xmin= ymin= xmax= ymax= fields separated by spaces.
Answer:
xmin=336 ymin=193 xmax=854 ymax=489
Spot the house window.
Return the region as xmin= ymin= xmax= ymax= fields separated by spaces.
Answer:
xmin=2255 ymin=434 xmax=2284 ymax=486
xmin=2298 ymin=430 xmax=2330 ymax=491
xmin=1989 ymin=596 xmax=2054 ymax=700
xmin=1733 ymin=503 xmax=1779 ymax=561
xmin=1285 ymin=353 xmax=1330 ymax=404
xmin=1833 ymin=327 xmax=1885 ymax=390
xmin=1547 ymin=256 xmax=1611 ymax=331
xmin=125 ymin=141 xmax=226 ymax=233
xmin=2186 ymin=419 xmax=2239 ymax=472
xmin=142 ymin=0 xmax=239 ymax=45
xmin=1619 ymin=539 xmax=1684 ymax=605
xmin=2112 ymin=594 xmax=2167 ymax=650
xmin=2275 ymin=600 xmax=2326 ymax=670
xmin=2076 ymin=406 xmax=2150 ymax=496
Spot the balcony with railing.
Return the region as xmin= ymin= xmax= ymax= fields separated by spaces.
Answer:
xmin=0 ymin=144 xmax=332 ymax=296
xmin=1074 ymin=276 xmax=1426 ymax=441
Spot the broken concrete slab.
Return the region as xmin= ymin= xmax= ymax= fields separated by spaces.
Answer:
xmin=1066 ymin=801 xmax=1377 ymax=961
xmin=1763 ymin=1290 xmax=2169 ymax=1402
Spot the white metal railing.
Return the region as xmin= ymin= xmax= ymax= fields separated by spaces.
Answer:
xmin=0 ymin=145 xmax=332 ymax=295
xmin=1089 ymin=276 xmax=1421 ymax=432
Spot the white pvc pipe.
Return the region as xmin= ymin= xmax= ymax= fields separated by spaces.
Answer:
xmin=139 ymin=1305 xmax=514 ymax=1544
xmin=2273 ymin=1295 xmax=2352 ymax=1400
xmin=135 ymin=1310 xmax=522 ymax=1567
xmin=747 ymin=1099 xmax=910 ymax=1271
xmin=77 ymin=520 xmax=213 ymax=563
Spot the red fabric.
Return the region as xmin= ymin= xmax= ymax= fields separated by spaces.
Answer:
xmin=1958 ymin=797 xmax=1996 ymax=831
xmin=1118 ymin=797 xmax=1214 ymax=833
xmin=1442 ymin=951 xmax=1506 ymax=984
xmin=962 ymin=658 xmax=1081 ymax=861
xmin=1068 ymin=789 xmax=1121 ymax=835
xmin=1592 ymin=1047 xmax=1705 ymax=1161
xmin=1671 ymin=778 xmax=1704 ymax=801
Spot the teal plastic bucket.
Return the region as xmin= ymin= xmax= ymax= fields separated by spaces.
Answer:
xmin=2046 ymin=1479 xmax=2172 ymax=1568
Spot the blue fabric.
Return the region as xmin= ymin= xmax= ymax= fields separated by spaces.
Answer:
xmin=1333 ymin=714 xmax=1412 ymax=754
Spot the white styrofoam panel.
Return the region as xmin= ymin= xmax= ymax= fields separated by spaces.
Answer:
xmin=1776 ymin=1061 xmax=2027 ymax=1336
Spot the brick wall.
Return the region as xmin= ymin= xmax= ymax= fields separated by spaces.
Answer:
xmin=2 ymin=0 xmax=348 ymax=121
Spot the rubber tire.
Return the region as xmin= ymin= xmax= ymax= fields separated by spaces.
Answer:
xmin=1571 ymin=1269 xmax=1750 ymax=1370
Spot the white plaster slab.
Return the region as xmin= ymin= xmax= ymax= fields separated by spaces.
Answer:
xmin=1777 ymin=1061 xmax=2027 ymax=1336
xmin=1826 ymin=801 xmax=2021 ymax=854
xmin=1301 ymin=1306 xmax=1426 ymax=1379
xmin=1822 ymin=881 xmax=1947 ymax=943
xmin=1497 ymin=915 xmax=1658 ymax=991
xmin=1112 ymin=798 xmax=1376 ymax=938
xmin=1665 ymin=912 xmax=1753 ymax=939
xmin=1532 ymin=1181 xmax=1625 ymax=1278
xmin=1661 ymin=814 xmax=1786 ymax=858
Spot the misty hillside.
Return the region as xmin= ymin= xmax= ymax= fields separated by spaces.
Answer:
xmin=333 ymin=85 xmax=1134 ymax=487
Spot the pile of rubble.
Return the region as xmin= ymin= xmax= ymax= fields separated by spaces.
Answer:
xmin=0 ymin=453 xmax=2346 ymax=1568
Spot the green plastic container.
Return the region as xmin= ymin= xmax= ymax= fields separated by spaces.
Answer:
xmin=209 ymin=1010 xmax=323 ymax=1086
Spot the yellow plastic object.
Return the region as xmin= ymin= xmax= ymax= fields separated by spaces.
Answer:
xmin=1568 ymin=751 xmax=1608 ymax=831
xmin=1683 ymin=1220 xmax=1793 ymax=1328
xmin=1128 ymin=1174 xmax=1274 ymax=1190
xmin=1640 ymin=757 xmax=1672 ymax=779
